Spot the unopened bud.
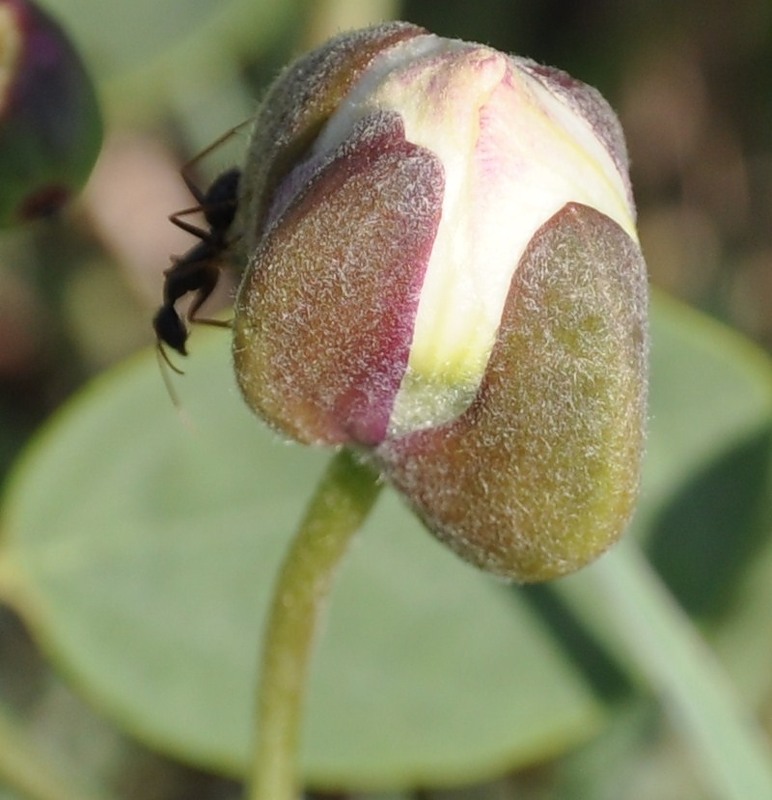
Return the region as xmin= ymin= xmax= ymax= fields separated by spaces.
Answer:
xmin=233 ymin=23 xmax=648 ymax=582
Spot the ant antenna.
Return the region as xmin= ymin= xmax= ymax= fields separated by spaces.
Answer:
xmin=156 ymin=344 xmax=183 ymax=409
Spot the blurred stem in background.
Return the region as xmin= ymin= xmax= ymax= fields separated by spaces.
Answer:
xmin=301 ymin=0 xmax=401 ymax=47
xmin=0 ymin=705 xmax=105 ymax=800
xmin=560 ymin=542 xmax=772 ymax=800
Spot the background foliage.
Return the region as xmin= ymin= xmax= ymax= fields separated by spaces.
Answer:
xmin=0 ymin=1 xmax=771 ymax=799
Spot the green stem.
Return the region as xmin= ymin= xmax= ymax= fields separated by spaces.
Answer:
xmin=247 ymin=447 xmax=382 ymax=800
xmin=559 ymin=539 xmax=772 ymax=800
xmin=301 ymin=0 xmax=401 ymax=46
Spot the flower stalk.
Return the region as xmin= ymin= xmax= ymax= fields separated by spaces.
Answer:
xmin=248 ymin=448 xmax=382 ymax=800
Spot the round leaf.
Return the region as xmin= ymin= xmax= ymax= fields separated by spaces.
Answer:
xmin=0 ymin=332 xmax=601 ymax=789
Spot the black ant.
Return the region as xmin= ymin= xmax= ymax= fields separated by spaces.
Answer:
xmin=153 ymin=122 xmax=249 ymax=375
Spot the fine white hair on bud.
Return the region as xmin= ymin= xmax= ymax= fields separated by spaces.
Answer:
xmin=232 ymin=22 xmax=648 ymax=582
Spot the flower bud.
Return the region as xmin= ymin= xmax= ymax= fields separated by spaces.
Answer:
xmin=0 ymin=0 xmax=102 ymax=226
xmin=233 ymin=23 xmax=648 ymax=582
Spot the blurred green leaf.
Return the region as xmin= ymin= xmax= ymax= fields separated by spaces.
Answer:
xmin=1 ymin=292 xmax=770 ymax=793
xmin=637 ymin=294 xmax=772 ymax=528
xmin=0 ymin=333 xmax=601 ymax=789
xmin=40 ymin=0 xmax=297 ymax=80
xmin=636 ymin=294 xmax=772 ymax=617
xmin=37 ymin=0 xmax=301 ymax=126
xmin=40 ymin=0 xmax=233 ymax=75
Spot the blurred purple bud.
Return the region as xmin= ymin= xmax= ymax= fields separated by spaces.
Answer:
xmin=0 ymin=0 xmax=102 ymax=226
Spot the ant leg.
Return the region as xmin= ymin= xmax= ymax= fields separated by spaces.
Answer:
xmin=187 ymin=280 xmax=233 ymax=330
xmin=169 ymin=209 xmax=211 ymax=240
xmin=191 ymin=316 xmax=232 ymax=329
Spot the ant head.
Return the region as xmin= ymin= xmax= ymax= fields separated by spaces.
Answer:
xmin=153 ymin=303 xmax=188 ymax=360
xmin=203 ymin=168 xmax=241 ymax=233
